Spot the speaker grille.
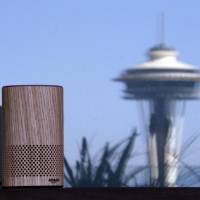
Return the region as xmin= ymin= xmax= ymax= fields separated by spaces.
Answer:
xmin=5 ymin=145 xmax=63 ymax=177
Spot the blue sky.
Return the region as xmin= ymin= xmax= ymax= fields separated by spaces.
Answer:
xmin=0 ymin=0 xmax=200 ymax=165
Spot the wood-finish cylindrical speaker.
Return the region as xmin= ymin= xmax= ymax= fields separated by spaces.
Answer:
xmin=2 ymin=85 xmax=63 ymax=187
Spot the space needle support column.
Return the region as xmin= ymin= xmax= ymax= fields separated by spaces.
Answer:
xmin=150 ymin=98 xmax=176 ymax=186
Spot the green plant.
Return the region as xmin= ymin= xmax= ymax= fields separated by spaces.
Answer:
xmin=64 ymin=128 xmax=200 ymax=187
xmin=64 ymin=129 xmax=146 ymax=187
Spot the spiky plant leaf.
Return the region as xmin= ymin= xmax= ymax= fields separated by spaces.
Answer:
xmin=64 ymin=157 xmax=76 ymax=186
xmin=93 ymin=143 xmax=110 ymax=186
xmin=112 ymin=131 xmax=137 ymax=186
xmin=124 ymin=166 xmax=148 ymax=184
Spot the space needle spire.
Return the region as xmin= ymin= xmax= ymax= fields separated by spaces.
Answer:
xmin=160 ymin=13 xmax=165 ymax=46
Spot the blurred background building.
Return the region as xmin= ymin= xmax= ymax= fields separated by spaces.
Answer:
xmin=115 ymin=43 xmax=200 ymax=186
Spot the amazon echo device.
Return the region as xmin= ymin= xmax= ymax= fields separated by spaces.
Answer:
xmin=2 ymin=85 xmax=63 ymax=187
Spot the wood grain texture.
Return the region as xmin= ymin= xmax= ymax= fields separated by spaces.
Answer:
xmin=2 ymin=85 xmax=64 ymax=187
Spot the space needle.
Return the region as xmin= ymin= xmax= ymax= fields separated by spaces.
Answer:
xmin=114 ymin=42 xmax=200 ymax=186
